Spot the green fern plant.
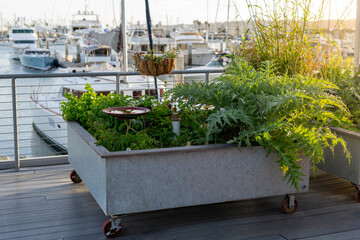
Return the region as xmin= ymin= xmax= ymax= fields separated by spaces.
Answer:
xmin=320 ymin=54 xmax=360 ymax=128
xmin=166 ymin=57 xmax=351 ymax=190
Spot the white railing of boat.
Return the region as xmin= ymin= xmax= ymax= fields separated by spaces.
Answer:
xmin=0 ymin=69 xmax=224 ymax=171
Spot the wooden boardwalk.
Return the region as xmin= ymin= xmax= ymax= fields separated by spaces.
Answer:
xmin=0 ymin=164 xmax=359 ymax=240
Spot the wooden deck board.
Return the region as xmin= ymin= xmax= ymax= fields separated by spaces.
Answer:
xmin=298 ymin=229 xmax=360 ymax=240
xmin=0 ymin=165 xmax=359 ymax=240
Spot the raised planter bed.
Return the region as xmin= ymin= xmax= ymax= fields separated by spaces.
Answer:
xmin=67 ymin=121 xmax=310 ymax=238
xmin=319 ymin=127 xmax=360 ymax=201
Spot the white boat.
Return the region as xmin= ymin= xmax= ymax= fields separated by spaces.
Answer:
xmin=0 ymin=39 xmax=9 ymax=46
xmin=9 ymin=27 xmax=37 ymax=60
xmin=60 ymin=43 xmax=121 ymax=70
xmin=68 ymin=10 xmax=102 ymax=47
xmin=183 ymin=52 xmax=230 ymax=83
xmin=66 ymin=8 xmax=120 ymax=68
xmin=174 ymin=28 xmax=215 ymax=66
xmin=50 ymin=36 xmax=67 ymax=46
xmin=30 ymin=67 xmax=165 ymax=152
xmin=19 ymin=48 xmax=56 ymax=71
xmin=60 ymin=61 xmax=119 ymax=73
xmin=127 ymin=27 xmax=176 ymax=65
xmin=158 ymin=52 xmax=230 ymax=84
xmin=80 ymin=45 xmax=120 ymax=68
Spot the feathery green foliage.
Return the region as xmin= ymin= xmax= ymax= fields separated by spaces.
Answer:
xmin=167 ymin=57 xmax=351 ymax=190
xmin=320 ymin=54 xmax=360 ymax=128
xmin=237 ymin=0 xmax=341 ymax=76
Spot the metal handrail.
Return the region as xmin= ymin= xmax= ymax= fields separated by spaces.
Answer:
xmin=0 ymin=69 xmax=224 ymax=79
xmin=1 ymin=69 xmax=225 ymax=171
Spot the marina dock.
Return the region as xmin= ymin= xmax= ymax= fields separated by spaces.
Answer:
xmin=0 ymin=165 xmax=359 ymax=239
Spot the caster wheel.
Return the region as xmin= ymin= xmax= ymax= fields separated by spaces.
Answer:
xmin=102 ymin=219 xmax=123 ymax=239
xmin=281 ymin=196 xmax=298 ymax=214
xmin=70 ymin=170 xmax=82 ymax=184
xmin=355 ymin=189 xmax=360 ymax=202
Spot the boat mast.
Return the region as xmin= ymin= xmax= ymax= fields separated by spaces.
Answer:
xmin=225 ymin=0 xmax=230 ymax=49
xmin=112 ymin=0 xmax=118 ymax=28
xmin=226 ymin=0 xmax=230 ymax=39
xmin=212 ymin=0 xmax=221 ymax=45
xmin=327 ymin=0 xmax=331 ymax=33
xmin=0 ymin=12 xmax=2 ymax=38
xmin=355 ymin=0 xmax=360 ymax=69
xmin=206 ymin=0 xmax=209 ymax=42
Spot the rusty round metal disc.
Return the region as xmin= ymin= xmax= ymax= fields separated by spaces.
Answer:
xmin=102 ymin=107 xmax=150 ymax=119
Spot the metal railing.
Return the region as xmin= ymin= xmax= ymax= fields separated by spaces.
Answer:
xmin=0 ymin=69 xmax=224 ymax=171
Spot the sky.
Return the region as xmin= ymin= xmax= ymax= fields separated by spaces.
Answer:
xmin=0 ymin=0 xmax=357 ymax=28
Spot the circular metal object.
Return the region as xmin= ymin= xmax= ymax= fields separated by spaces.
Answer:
xmin=102 ymin=107 xmax=150 ymax=119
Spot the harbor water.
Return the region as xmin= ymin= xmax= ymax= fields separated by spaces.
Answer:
xmin=0 ymin=41 xmax=226 ymax=160
xmin=0 ymin=45 xmax=65 ymax=159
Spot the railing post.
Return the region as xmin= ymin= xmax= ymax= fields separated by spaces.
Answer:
xmin=11 ymin=77 xmax=20 ymax=171
xmin=205 ymin=72 xmax=210 ymax=85
xmin=116 ymin=74 xmax=120 ymax=95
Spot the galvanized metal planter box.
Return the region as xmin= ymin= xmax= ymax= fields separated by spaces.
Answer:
xmin=320 ymin=127 xmax=360 ymax=186
xmin=67 ymin=121 xmax=310 ymax=237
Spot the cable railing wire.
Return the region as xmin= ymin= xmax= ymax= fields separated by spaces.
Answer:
xmin=15 ymin=130 xmax=67 ymax=136
xmin=19 ymin=131 xmax=67 ymax=138
xmin=0 ymin=69 xmax=223 ymax=169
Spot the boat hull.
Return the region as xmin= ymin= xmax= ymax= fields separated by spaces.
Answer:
xmin=183 ymin=52 xmax=214 ymax=66
xmin=20 ymin=54 xmax=54 ymax=71
xmin=30 ymin=96 xmax=68 ymax=153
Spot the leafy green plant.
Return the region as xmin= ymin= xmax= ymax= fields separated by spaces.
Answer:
xmin=166 ymin=57 xmax=351 ymax=190
xmin=61 ymin=84 xmax=133 ymax=133
xmin=179 ymin=107 xmax=214 ymax=145
xmin=61 ymin=84 xmax=178 ymax=151
xmin=164 ymin=49 xmax=180 ymax=59
xmin=320 ymin=54 xmax=360 ymax=128
xmin=132 ymin=49 xmax=180 ymax=64
xmin=61 ymin=56 xmax=352 ymax=190
xmin=237 ymin=0 xmax=344 ymax=76
xmin=142 ymin=53 xmax=165 ymax=64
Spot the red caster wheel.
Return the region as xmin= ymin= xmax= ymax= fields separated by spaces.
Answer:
xmin=355 ymin=189 xmax=360 ymax=202
xmin=102 ymin=219 xmax=123 ymax=239
xmin=70 ymin=170 xmax=82 ymax=184
xmin=281 ymin=196 xmax=298 ymax=214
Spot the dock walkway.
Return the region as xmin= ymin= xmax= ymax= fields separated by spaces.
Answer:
xmin=0 ymin=164 xmax=359 ymax=240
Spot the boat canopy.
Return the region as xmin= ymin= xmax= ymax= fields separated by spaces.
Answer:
xmin=24 ymin=49 xmax=50 ymax=55
xmin=12 ymin=29 xmax=34 ymax=34
xmin=84 ymin=45 xmax=111 ymax=56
